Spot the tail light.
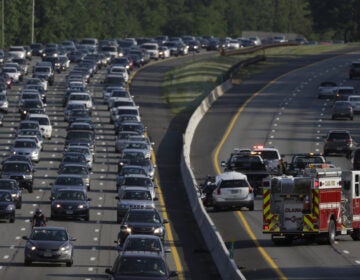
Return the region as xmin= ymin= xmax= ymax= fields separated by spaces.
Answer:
xmin=249 ymin=187 xmax=253 ymax=193
xmin=346 ymin=139 xmax=352 ymax=143
xmin=314 ymin=181 xmax=319 ymax=188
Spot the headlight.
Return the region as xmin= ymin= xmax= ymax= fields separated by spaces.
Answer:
xmin=78 ymin=204 xmax=86 ymax=209
xmin=55 ymin=204 xmax=62 ymax=208
xmin=24 ymin=175 xmax=32 ymax=180
xmin=153 ymin=227 xmax=163 ymax=234
xmin=60 ymin=245 xmax=70 ymax=252
xmin=11 ymin=193 xmax=18 ymax=198
xmin=5 ymin=204 xmax=14 ymax=211
xmin=26 ymin=243 xmax=37 ymax=251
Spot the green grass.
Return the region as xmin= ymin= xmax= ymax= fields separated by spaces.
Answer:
xmin=162 ymin=43 xmax=360 ymax=115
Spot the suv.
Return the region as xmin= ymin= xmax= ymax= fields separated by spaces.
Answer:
xmin=331 ymin=101 xmax=353 ymax=120
xmin=118 ymin=208 xmax=168 ymax=243
xmin=211 ymin=171 xmax=254 ymax=211
xmin=323 ymin=130 xmax=353 ymax=158
xmin=286 ymin=153 xmax=326 ymax=175
xmin=349 ymin=61 xmax=360 ymax=79
xmin=105 ymin=251 xmax=177 ymax=279
xmin=252 ymin=146 xmax=283 ymax=175
xmin=0 ymin=160 xmax=35 ymax=192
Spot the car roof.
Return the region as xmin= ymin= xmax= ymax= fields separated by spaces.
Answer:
xmin=216 ymin=171 xmax=248 ymax=181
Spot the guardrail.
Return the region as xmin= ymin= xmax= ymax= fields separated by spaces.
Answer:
xmin=180 ymin=55 xmax=271 ymax=280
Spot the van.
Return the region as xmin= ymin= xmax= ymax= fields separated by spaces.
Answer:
xmin=26 ymin=113 xmax=52 ymax=139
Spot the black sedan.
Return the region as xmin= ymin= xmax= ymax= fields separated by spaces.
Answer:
xmin=0 ymin=179 xmax=22 ymax=209
xmin=118 ymin=208 xmax=168 ymax=243
xmin=23 ymin=226 xmax=76 ymax=266
xmin=0 ymin=190 xmax=15 ymax=223
xmin=50 ymin=188 xmax=90 ymax=221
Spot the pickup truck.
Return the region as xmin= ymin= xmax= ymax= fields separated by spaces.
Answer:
xmin=285 ymin=153 xmax=326 ymax=176
xmin=221 ymin=152 xmax=269 ymax=196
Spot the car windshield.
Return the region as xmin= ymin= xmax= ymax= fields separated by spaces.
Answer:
xmin=14 ymin=141 xmax=36 ymax=148
xmin=0 ymin=191 xmax=12 ymax=202
xmin=66 ymin=131 xmax=93 ymax=141
xmin=124 ymin=238 xmax=161 ymax=252
xmin=294 ymin=157 xmax=324 ymax=168
xmin=123 ymin=177 xmax=151 ymax=187
xmin=115 ymin=256 xmax=166 ymax=277
xmin=63 ymin=154 xmax=85 ymax=162
xmin=127 ymin=211 xmax=160 ymax=223
xmin=55 ymin=190 xmax=85 ymax=200
xmin=29 ymin=117 xmax=49 ymax=125
xmin=120 ymin=167 xmax=146 ymax=176
xmin=220 ymin=179 xmax=248 ymax=188
xmin=254 ymin=150 xmax=278 ymax=160
xmin=0 ymin=180 xmax=17 ymax=190
xmin=123 ymin=190 xmax=151 ymax=200
xmin=30 ymin=229 xmax=68 ymax=241
xmin=125 ymin=143 xmax=147 ymax=149
xmin=2 ymin=163 xmax=30 ymax=172
xmin=61 ymin=166 xmax=88 ymax=174
xmin=55 ymin=177 xmax=83 ymax=185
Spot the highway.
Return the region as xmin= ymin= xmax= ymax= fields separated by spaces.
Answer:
xmin=191 ymin=50 xmax=360 ymax=279
xmin=0 ymin=55 xmax=206 ymax=280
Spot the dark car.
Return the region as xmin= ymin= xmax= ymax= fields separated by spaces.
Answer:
xmin=58 ymin=163 xmax=90 ymax=190
xmin=323 ymin=130 xmax=354 ymax=158
xmin=0 ymin=178 xmax=22 ymax=209
xmin=0 ymin=160 xmax=35 ymax=192
xmin=65 ymin=130 xmax=95 ymax=155
xmin=19 ymin=99 xmax=45 ymax=120
xmin=286 ymin=153 xmax=327 ymax=175
xmin=0 ymin=190 xmax=15 ymax=223
xmin=50 ymin=188 xmax=90 ymax=221
xmin=118 ymin=208 xmax=168 ymax=243
xmin=206 ymin=39 xmax=220 ymax=51
xmin=59 ymin=151 xmax=89 ymax=171
xmin=349 ymin=61 xmax=360 ymax=79
xmin=105 ymin=251 xmax=177 ymax=279
xmin=66 ymin=108 xmax=91 ymax=123
xmin=331 ymin=101 xmax=353 ymax=120
xmin=30 ymin=43 xmax=44 ymax=56
xmin=23 ymin=226 xmax=75 ymax=266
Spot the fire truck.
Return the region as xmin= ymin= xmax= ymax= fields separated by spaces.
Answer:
xmin=263 ymin=164 xmax=360 ymax=245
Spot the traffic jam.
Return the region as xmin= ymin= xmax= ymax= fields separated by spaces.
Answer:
xmin=0 ymin=40 xmax=180 ymax=278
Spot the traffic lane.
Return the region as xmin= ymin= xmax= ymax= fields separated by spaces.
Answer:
xmin=131 ymin=57 xmax=222 ymax=279
xmin=190 ymin=51 xmax=360 ymax=279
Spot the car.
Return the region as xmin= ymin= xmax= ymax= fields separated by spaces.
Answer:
xmin=23 ymin=84 xmax=47 ymax=103
xmin=334 ymin=86 xmax=355 ymax=102
xmin=110 ymin=105 xmax=141 ymax=124
xmin=108 ymin=65 xmax=129 ymax=82
xmin=347 ymin=95 xmax=360 ymax=113
xmin=121 ymin=141 xmax=151 ymax=159
xmin=211 ymin=171 xmax=254 ymax=211
xmin=16 ymin=129 xmax=44 ymax=151
xmin=252 ymin=145 xmax=283 ymax=174
xmin=19 ymin=99 xmax=45 ymax=120
xmin=12 ymin=57 xmax=29 ymax=75
xmin=118 ymin=174 xmax=156 ymax=199
xmin=63 ymin=102 xmax=88 ymax=121
xmin=8 ymin=45 xmax=26 ymax=59
xmin=58 ymin=163 xmax=90 ymax=190
xmin=10 ymin=138 xmax=41 ymax=163
xmin=285 ymin=153 xmax=327 ymax=175
xmin=25 ymin=77 xmax=48 ymax=91
xmin=50 ymin=174 xmax=87 ymax=198
xmin=105 ymin=251 xmax=177 ymax=279
xmin=26 ymin=113 xmax=52 ymax=139
xmin=118 ymin=157 xmax=156 ymax=181
xmin=158 ymin=46 xmax=170 ymax=59
xmin=108 ymin=98 xmax=136 ymax=112
xmin=32 ymin=64 xmax=54 ymax=86
xmin=64 ymin=129 xmax=95 ymax=155
xmin=2 ymin=66 xmax=22 ymax=82
xmin=116 ymin=165 xmax=149 ymax=187
xmin=66 ymin=92 xmax=93 ymax=114
xmin=141 ymin=42 xmax=160 ymax=60
xmin=318 ymin=81 xmax=337 ymax=99
xmin=0 ymin=160 xmax=35 ymax=193
xmin=272 ymin=35 xmax=287 ymax=43
xmin=331 ymin=101 xmax=353 ymax=120
xmin=0 ymin=179 xmax=22 ymax=209
xmin=66 ymin=121 xmax=95 ymax=132
xmin=59 ymin=151 xmax=89 ymax=171
xmin=50 ymin=188 xmax=91 ymax=221
xmin=0 ymin=190 xmax=16 ymax=222
xmin=349 ymin=61 xmax=360 ymax=79
xmin=118 ymin=235 xmax=170 ymax=260
xmin=0 ymin=93 xmax=8 ymax=113
xmin=64 ymin=145 xmax=94 ymax=170
xmin=68 ymin=51 xmax=85 ymax=63
xmin=23 ymin=226 xmax=76 ymax=266
xmin=323 ymin=130 xmax=354 ymax=158
xmin=16 ymin=120 xmax=40 ymax=135
xmin=66 ymin=108 xmax=91 ymax=123
xmin=116 ymin=186 xmax=156 ymax=223
xmin=117 ymin=208 xmax=168 ymax=243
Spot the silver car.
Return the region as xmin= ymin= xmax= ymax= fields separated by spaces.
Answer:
xmin=58 ymin=163 xmax=91 ymax=191
xmin=65 ymin=145 xmax=94 ymax=170
xmin=50 ymin=174 xmax=86 ymax=198
xmin=10 ymin=138 xmax=40 ymax=163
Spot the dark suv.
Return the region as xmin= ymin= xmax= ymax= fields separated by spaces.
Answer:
xmin=323 ymin=130 xmax=353 ymax=158
xmin=349 ymin=61 xmax=360 ymax=79
xmin=118 ymin=208 xmax=168 ymax=243
xmin=0 ymin=160 xmax=35 ymax=193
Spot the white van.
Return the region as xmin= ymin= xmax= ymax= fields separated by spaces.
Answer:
xmin=27 ymin=113 xmax=52 ymax=139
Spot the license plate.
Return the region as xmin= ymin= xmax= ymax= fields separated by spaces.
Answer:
xmin=66 ymin=210 xmax=73 ymax=214
xmin=44 ymin=251 xmax=52 ymax=257
xmin=231 ymin=190 xmax=238 ymax=194
xmin=336 ymin=147 xmax=343 ymax=150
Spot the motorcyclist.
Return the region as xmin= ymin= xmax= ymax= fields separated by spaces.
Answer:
xmin=32 ymin=208 xmax=47 ymax=228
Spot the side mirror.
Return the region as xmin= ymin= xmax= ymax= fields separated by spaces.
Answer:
xmin=69 ymin=237 xmax=77 ymax=241
xmin=105 ymin=268 xmax=113 ymax=275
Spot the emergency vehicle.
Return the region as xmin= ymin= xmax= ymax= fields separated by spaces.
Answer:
xmin=263 ymin=164 xmax=360 ymax=244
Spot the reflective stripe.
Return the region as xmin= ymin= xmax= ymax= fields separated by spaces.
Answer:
xmin=319 ymin=202 xmax=341 ymax=209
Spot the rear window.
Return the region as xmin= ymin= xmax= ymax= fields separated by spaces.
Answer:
xmin=219 ymin=179 xmax=248 ymax=188
xmin=328 ymin=132 xmax=350 ymax=140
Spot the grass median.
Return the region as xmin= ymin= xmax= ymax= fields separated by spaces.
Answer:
xmin=162 ymin=43 xmax=360 ymax=116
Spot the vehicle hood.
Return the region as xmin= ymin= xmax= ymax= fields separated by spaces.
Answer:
xmin=27 ymin=240 xmax=69 ymax=250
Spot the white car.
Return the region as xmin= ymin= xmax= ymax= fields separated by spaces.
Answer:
xmin=8 ymin=46 xmax=26 ymax=59
xmin=67 ymin=92 xmax=93 ymax=113
xmin=26 ymin=113 xmax=52 ymax=139
xmin=252 ymin=145 xmax=283 ymax=174
xmin=103 ymin=86 xmax=127 ymax=104
xmin=212 ymin=171 xmax=254 ymax=211
xmin=25 ymin=77 xmax=48 ymax=91
xmin=159 ymin=46 xmax=170 ymax=59
xmin=0 ymin=93 xmax=8 ymax=112
xmin=2 ymin=67 xmax=22 ymax=82
xmin=228 ymin=39 xmax=240 ymax=49
xmin=141 ymin=43 xmax=160 ymax=60
xmin=108 ymin=66 xmax=129 ymax=82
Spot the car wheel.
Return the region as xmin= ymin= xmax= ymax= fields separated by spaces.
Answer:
xmin=331 ymin=115 xmax=335 ymax=120
xmin=66 ymin=259 xmax=73 ymax=267
xmin=248 ymin=203 xmax=254 ymax=211
xmin=9 ymin=215 xmax=15 ymax=223
xmin=24 ymin=258 xmax=32 ymax=266
xmin=16 ymin=198 xmax=22 ymax=209
xmin=28 ymin=186 xmax=33 ymax=193
xmin=351 ymin=229 xmax=360 ymax=241
xmin=328 ymin=219 xmax=336 ymax=245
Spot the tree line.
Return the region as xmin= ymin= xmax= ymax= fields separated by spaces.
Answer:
xmin=1 ymin=0 xmax=359 ymax=47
